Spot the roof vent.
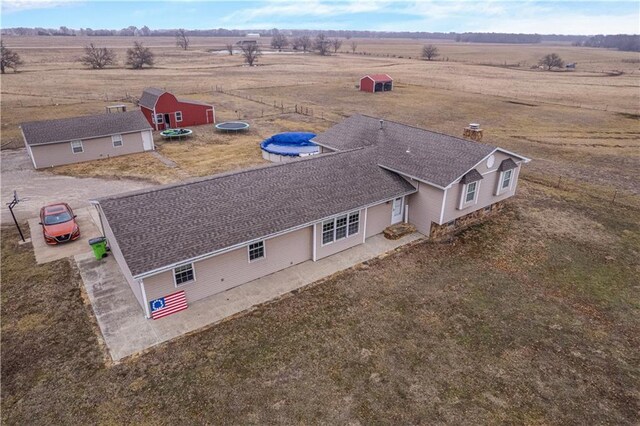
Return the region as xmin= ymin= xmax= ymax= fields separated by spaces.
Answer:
xmin=379 ymin=119 xmax=384 ymax=129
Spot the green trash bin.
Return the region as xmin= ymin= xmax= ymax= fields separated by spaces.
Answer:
xmin=88 ymin=237 xmax=108 ymax=260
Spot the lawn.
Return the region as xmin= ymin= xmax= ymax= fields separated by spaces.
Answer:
xmin=2 ymin=180 xmax=638 ymax=424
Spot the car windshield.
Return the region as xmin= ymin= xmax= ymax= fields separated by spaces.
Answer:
xmin=44 ymin=211 xmax=72 ymax=225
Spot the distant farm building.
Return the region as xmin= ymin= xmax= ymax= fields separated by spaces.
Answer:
xmin=360 ymin=74 xmax=393 ymax=93
xmin=138 ymin=88 xmax=215 ymax=130
xmin=246 ymin=33 xmax=261 ymax=38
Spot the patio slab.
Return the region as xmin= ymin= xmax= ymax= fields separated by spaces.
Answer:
xmin=76 ymin=232 xmax=424 ymax=361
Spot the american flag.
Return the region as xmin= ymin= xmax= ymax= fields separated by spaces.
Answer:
xmin=150 ymin=291 xmax=188 ymax=319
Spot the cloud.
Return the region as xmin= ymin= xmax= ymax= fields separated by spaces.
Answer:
xmin=1 ymin=0 xmax=80 ymax=13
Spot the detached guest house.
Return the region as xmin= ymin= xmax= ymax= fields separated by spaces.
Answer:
xmin=94 ymin=115 xmax=529 ymax=319
xmin=21 ymin=110 xmax=154 ymax=169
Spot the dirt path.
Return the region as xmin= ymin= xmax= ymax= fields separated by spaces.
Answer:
xmin=0 ymin=149 xmax=156 ymax=225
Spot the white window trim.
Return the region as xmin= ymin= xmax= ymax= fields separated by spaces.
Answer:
xmin=155 ymin=114 xmax=164 ymax=124
xmin=112 ymin=134 xmax=123 ymax=148
xmin=496 ymin=169 xmax=514 ymax=195
xmin=321 ymin=210 xmax=360 ymax=246
xmin=173 ymin=262 xmax=196 ymax=287
xmin=70 ymin=140 xmax=83 ymax=154
xmin=458 ymin=180 xmax=481 ymax=210
xmin=247 ymin=240 xmax=266 ymax=262
xmin=175 ymin=111 xmax=183 ymax=122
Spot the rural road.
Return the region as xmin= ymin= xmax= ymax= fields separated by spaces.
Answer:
xmin=1 ymin=149 xmax=155 ymax=225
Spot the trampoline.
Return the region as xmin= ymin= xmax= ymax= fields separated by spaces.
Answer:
xmin=215 ymin=121 xmax=250 ymax=132
xmin=260 ymin=132 xmax=318 ymax=163
xmin=161 ymin=128 xmax=193 ymax=139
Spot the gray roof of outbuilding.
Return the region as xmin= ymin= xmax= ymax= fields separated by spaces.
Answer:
xmin=98 ymin=149 xmax=416 ymax=277
xmin=313 ymin=115 xmax=498 ymax=188
xmin=138 ymin=87 xmax=165 ymax=109
xmin=20 ymin=111 xmax=152 ymax=146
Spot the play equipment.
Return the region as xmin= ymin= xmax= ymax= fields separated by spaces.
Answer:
xmin=215 ymin=121 xmax=250 ymax=132
xmin=260 ymin=132 xmax=318 ymax=162
xmin=160 ymin=128 xmax=193 ymax=139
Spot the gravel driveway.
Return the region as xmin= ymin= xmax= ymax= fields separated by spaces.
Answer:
xmin=1 ymin=149 xmax=155 ymax=225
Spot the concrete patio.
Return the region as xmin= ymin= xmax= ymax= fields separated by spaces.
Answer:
xmin=76 ymin=232 xmax=424 ymax=361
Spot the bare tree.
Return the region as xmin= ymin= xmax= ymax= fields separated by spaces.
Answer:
xmin=539 ymin=53 xmax=564 ymax=70
xmin=80 ymin=43 xmax=117 ymax=69
xmin=240 ymin=43 xmax=262 ymax=66
xmin=126 ymin=42 xmax=154 ymax=69
xmin=314 ymin=33 xmax=331 ymax=56
xmin=350 ymin=40 xmax=358 ymax=53
xmin=0 ymin=40 xmax=24 ymax=74
xmin=176 ymin=28 xmax=190 ymax=50
xmin=225 ymin=43 xmax=234 ymax=55
xmin=270 ymin=29 xmax=289 ymax=51
xmin=422 ymin=44 xmax=440 ymax=61
xmin=330 ymin=38 xmax=343 ymax=53
xmin=295 ymin=35 xmax=312 ymax=53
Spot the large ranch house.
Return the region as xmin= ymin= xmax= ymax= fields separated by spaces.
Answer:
xmin=94 ymin=115 xmax=529 ymax=319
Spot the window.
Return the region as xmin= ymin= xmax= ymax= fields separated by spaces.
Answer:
xmin=174 ymin=263 xmax=195 ymax=286
xmin=322 ymin=220 xmax=335 ymax=244
xmin=71 ymin=140 xmax=83 ymax=154
xmin=348 ymin=212 xmax=360 ymax=235
xmin=335 ymin=215 xmax=348 ymax=240
xmin=465 ymin=181 xmax=477 ymax=203
xmin=501 ymin=169 xmax=513 ymax=190
xmin=322 ymin=211 xmax=360 ymax=245
xmin=154 ymin=114 xmax=163 ymax=124
xmin=175 ymin=111 xmax=183 ymax=122
xmin=248 ymin=241 xmax=265 ymax=261
xmin=112 ymin=134 xmax=123 ymax=147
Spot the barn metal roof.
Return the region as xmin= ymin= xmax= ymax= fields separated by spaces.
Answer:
xmin=362 ymin=74 xmax=393 ymax=82
xmin=20 ymin=111 xmax=152 ymax=146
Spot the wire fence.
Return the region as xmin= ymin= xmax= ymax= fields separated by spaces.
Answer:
xmin=522 ymin=173 xmax=640 ymax=210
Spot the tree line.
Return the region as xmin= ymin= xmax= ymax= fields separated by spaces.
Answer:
xmin=573 ymin=34 xmax=640 ymax=52
xmin=455 ymin=32 xmax=542 ymax=44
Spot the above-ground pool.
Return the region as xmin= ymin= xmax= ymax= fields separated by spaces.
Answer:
xmin=261 ymin=132 xmax=318 ymax=162
xmin=215 ymin=121 xmax=250 ymax=132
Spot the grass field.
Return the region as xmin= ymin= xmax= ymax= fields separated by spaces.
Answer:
xmin=2 ymin=181 xmax=639 ymax=424
xmin=1 ymin=35 xmax=639 ymax=423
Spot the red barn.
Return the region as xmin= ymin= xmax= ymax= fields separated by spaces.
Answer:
xmin=359 ymin=74 xmax=393 ymax=93
xmin=138 ymin=88 xmax=215 ymax=130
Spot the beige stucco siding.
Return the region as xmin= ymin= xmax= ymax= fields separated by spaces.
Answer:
xmin=406 ymin=181 xmax=445 ymax=234
xmin=315 ymin=209 xmax=365 ymax=260
xmin=365 ymin=201 xmax=393 ymax=238
xmin=441 ymin=151 xmax=522 ymax=223
xmin=100 ymin=207 xmax=146 ymax=312
xmin=29 ymin=131 xmax=150 ymax=169
xmin=143 ymin=226 xmax=313 ymax=304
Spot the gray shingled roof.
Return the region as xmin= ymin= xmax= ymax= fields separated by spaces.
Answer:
xmin=20 ymin=111 xmax=152 ymax=146
xmin=460 ymin=169 xmax=483 ymax=184
xmin=313 ymin=115 xmax=498 ymax=188
xmin=99 ymin=149 xmax=416 ymax=277
xmin=498 ymin=158 xmax=518 ymax=172
xmin=138 ymin=87 xmax=165 ymax=109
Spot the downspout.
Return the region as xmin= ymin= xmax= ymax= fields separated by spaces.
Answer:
xmin=139 ymin=279 xmax=151 ymax=318
xmin=312 ymin=223 xmax=317 ymax=261
xmin=89 ymin=200 xmax=105 ymax=237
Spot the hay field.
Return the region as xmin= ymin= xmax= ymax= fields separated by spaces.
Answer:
xmin=1 ymin=35 xmax=638 ymax=199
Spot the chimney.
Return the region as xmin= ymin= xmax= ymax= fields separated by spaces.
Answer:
xmin=379 ymin=119 xmax=384 ymax=129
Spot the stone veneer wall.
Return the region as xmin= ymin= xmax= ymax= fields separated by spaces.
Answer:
xmin=429 ymin=201 xmax=505 ymax=240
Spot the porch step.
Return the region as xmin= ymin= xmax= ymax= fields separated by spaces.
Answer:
xmin=383 ymin=223 xmax=416 ymax=240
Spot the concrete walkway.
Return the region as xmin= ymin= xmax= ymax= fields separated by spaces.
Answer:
xmin=76 ymin=232 xmax=424 ymax=361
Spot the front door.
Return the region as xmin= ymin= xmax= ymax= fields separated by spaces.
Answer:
xmin=164 ymin=113 xmax=171 ymax=129
xmin=391 ymin=197 xmax=403 ymax=224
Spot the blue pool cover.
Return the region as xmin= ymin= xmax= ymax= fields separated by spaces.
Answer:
xmin=260 ymin=132 xmax=319 ymax=156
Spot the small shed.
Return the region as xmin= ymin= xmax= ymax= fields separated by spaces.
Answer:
xmin=139 ymin=88 xmax=215 ymax=130
xmin=360 ymin=74 xmax=393 ymax=93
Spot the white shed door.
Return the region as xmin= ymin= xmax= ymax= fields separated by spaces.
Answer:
xmin=142 ymin=131 xmax=153 ymax=151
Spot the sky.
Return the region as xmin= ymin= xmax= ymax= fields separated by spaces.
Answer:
xmin=1 ymin=0 xmax=638 ymax=35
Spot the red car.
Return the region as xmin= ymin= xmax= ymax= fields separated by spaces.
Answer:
xmin=39 ymin=203 xmax=81 ymax=245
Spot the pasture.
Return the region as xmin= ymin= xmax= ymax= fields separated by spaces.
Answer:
xmin=1 ymin=36 xmax=639 ymax=424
